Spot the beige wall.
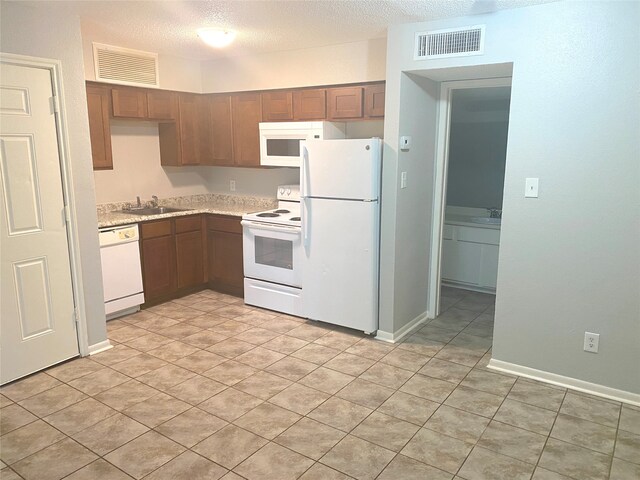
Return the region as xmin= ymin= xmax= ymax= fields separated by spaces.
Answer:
xmin=201 ymin=37 xmax=387 ymax=93
xmin=90 ymin=38 xmax=386 ymax=204
xmin=1 ymin=2 xmax=107 ymax=347
xmin=94 ymin=122 xmax=299 ymax=203
xmin=81 ymin=31 xmax=203 ymax=93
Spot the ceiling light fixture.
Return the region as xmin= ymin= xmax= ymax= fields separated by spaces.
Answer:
xmin=197 ymin=28 xmax=236 ymax=48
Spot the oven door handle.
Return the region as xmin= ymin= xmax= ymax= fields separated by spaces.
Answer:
xmin=241 ymin=220 xmax=301 ymax=233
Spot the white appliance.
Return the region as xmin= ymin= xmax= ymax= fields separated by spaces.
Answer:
xmin=242 ymin=185 xmax=304 ymax=316
xmin=301 ymin=138 xmax=382 ymax=333
xmin=259 ymin=121 xmax=346 ymax=167
xmin=99 ymin=224 xmax=144 ymax=319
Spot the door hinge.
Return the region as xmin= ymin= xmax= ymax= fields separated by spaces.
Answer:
xmin=63 ymin=204 xmax=71 ymax=224
xmin=50 ymin=95 xmax=60 ymax=114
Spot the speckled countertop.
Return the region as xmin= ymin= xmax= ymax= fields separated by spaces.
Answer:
xmin=445 ymin=214 xmax=501 ymax=230
xmin=97 ymin=193 xmax=277 ymax=228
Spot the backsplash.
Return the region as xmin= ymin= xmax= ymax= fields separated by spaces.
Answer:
xmin=96 ymin=193 xmax=277 ymax=215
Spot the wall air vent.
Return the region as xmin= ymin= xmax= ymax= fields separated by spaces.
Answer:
xmin=93 ymin=43 xmax=159 ymax=87
xmin=414 ymin=25 xmax=485 ymax=60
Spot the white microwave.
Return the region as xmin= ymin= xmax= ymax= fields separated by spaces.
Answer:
xmin=259 ymin=121 xmax=346 ymax=167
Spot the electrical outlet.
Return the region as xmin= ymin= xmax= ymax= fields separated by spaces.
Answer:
xmin=584 ymin=332 xmax=600 ymax=353
xmin=230 ymin=180 xmax=236 ymax=192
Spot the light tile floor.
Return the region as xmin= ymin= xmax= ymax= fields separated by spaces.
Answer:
xmin=1 ymin=287 xmax=639 ymax=480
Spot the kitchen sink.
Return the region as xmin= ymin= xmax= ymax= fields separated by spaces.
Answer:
xmin=471 ymin=217 xmax=501 ymax=225
xmin=121 ymin=206 xmax=191 ymax=216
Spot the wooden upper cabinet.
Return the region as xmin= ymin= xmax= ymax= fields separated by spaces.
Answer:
xmin=261 ymin=92 xmax=293 ymax=121
xmin=364 ymin=83 xmax=385 ymax=118
xmin=86 ymin=84 xmax=113 ymax=170
xmin=177 ymin=93 xmax=200 ymax=165
xmin=327 ymin=86 xmax=364 ymax=120
xmin=159 ymin=93 xmax=210 ymax=166
xmin=147 ymin=90 xmax=177 ymax=120
xmin=208 ymin=95 xmax=234 ymax=166
xmin=293 ymin=89 xmax=327 ymax=120
xmin=111 ymin=87 xmax=147 ymax=118
xmin=231 ymin=93 xmax=262 ymax=167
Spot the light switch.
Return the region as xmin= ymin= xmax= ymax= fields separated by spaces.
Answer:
xmin=525 ymin=178 xmax=539 ymax=198
xmin=400 ymin=136 xmax=412 ymax=151
xmin=401 ymin=171 xmax=407 ymax=189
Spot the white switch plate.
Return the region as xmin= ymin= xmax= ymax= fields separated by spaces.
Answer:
xmin=230 ymin=180 xmax=236 ymax=192
xmin=525 ymin=177 xmax=539 ymax=198
xmin=584 ymin=332 xmax=600 ymax=353
xmin=400 ymin=136 xmax=412 ymax=151
xmin=401 ymin=171 xmax=408 ymax=189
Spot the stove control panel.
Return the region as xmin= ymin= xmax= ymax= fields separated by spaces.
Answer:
xmin=277 ymin=184 xmax=300 ymax=202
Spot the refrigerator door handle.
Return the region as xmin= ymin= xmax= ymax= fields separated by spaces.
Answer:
xmin=302 ymin=197 xmax=310 ymax=248
xmin=301 ymin=145 xmax=310 ymax=199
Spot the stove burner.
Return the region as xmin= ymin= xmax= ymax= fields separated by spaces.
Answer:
xmin=274 ymin=209 xmax=290 ymax=214
xmin=257 ymin=212 xmax=280 ymax=218
xmin=290 ymin=217 xmax=301 ymax=221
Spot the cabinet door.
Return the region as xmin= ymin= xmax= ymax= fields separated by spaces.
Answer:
xmin=441 ymin=238 xmax=482 ymax=285
xmin=293 ymin=89 xmax=326 ymax=120
xmin=364 ymin=83 xmax=385 ymax=118
xmin=86 ymin=85 xmax=113 ymax=170
xmin=176 ymin=230 xmax=205 ymax=289
xmin=111 ymin=87 xmax=147 ymax=118
xmin=208 ymin=95 xmax=234 ymax=166
xmin=177 ymin=93 xmax=200 ymax=165
xmin=327 ymin=86 xmax=363 ymax=119
xmin=262 ymin=92 xmax=293 ymax=121
xmin=141 ymin=235 xmax=176 ymax=300
xmin=147 ymin=90 xmax=176 ymax=120
xmin=208 ymin=229 xmax=244 ymax=292
xmin=479 ymin=244 xmax=500 ymax=289
xmin=231 ymin=93 xmax=262 ymax=167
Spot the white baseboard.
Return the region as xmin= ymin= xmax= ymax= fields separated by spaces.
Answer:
xmin=87 ymin=340 xmax=113 ymax=356
xmin=488 ymin=358 xmax=640 ymax=407
xmin=376 ymin=311 xmax=428 ymax=344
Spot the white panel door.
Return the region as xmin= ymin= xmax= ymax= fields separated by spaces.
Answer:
xmin=302 ymin=197 xmax=379 ymax=333
xmin=0 ymin=62 xmax=78 ymax=385
xmin=301 ymin=138 xmax=381 ymax=201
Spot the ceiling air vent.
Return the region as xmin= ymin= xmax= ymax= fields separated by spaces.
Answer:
xmin=414 ymin=25 xmax=485 ymax=60
xmin=93 ymin=43 xmax=159 ymax=87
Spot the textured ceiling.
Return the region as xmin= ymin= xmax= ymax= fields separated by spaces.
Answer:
xmin=34 ymin=0 xmax=558 ymax=61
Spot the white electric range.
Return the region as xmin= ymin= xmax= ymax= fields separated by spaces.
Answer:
xmin=241 ymin=185 xmax=304 ymax=316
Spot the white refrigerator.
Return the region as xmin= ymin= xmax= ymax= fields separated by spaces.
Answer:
xmin=300 ymin=138 xmax=382 ymax=333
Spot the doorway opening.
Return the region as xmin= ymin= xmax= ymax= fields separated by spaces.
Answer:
xmin=428 ymin=78 xmax=512 ymax=339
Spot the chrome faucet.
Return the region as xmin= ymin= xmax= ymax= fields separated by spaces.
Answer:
xmin=151 ymin=195 xmax=159 ymax=207
xmin=136 ymin=196 xmax=142 ymax=208
xmin=486 ymin=207 xmax=502 ymax=219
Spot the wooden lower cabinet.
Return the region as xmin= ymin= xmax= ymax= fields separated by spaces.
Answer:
xmin=140 ymin=233 xmax=177 ymax=301
xmin=140 ymin=214 xmax=243 ymax=306
xmin=207 ymin=215 xmax=244 ymax=296
xmin=175 ymin=216 xmax=205 ymax=289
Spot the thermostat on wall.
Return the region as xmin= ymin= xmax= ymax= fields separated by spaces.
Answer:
xmin=400 ymin=136 xmax=412 ymax=151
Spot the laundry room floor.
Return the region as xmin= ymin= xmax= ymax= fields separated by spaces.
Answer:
xmin=1 ymin=288 xmax=638 ymax=480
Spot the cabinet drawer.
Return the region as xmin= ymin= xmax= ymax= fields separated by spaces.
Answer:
xmin=207 ymin=215 xmax=242 ymax=234
xmin=141 ymin=219 xmax=172 ymax=239
xmin=457 ymin=226 xmax=501 ymax=245
xmin=175 ymin=215 xmax=201 ymax=233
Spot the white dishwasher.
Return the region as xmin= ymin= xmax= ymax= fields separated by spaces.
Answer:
xmin=99 ymin=224 xmax=145 ymax=319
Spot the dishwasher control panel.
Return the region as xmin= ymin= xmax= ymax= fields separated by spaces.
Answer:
xmin=99 ymin=224 xmax=139 ymax=247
